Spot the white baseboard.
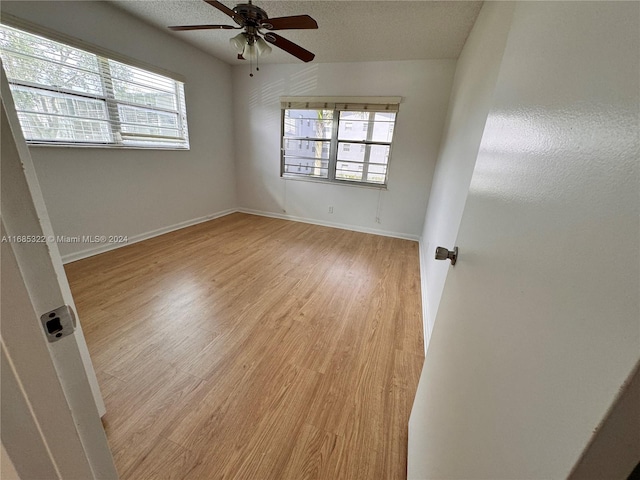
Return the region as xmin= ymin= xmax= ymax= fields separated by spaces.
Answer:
xmin=237 ymin=207 xmax=420 ymax=242
xmin=62 ymin=207 xmax=420 ymax=264
xmin=61 ymin=208 xmax=237 ymax=264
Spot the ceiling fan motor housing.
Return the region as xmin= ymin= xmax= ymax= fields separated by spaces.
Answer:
xmin=233 ymin=4 xmax=270 ymax=28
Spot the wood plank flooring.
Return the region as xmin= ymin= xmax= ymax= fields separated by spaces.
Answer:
xmin=65 ymin=213 xmax=424 ymax=480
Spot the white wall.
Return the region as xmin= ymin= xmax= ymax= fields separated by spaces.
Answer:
xmin=419 ymin=2 xmax=514 ymax=345
xmin=1 ymin=1 xmax=236 ymax=262
xmin=409 ymin=1 xmax=639 ymax=478
xmin=232 ymin=60 xmax=455 ymax=239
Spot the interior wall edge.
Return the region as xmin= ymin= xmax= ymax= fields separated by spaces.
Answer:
xmin=417 ymin=1 xmax=515 ymax=348
xmin=417 ymin=236 xmax=431 ymax=354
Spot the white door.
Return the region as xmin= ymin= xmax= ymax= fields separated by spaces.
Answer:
xmin=1 ymin=67 xmax=118 ymax=478
xmin=409 ymin=2 xmax=639 ymax=479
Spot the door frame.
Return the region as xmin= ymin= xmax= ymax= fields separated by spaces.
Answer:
xmin=1 ymin=65 xmax=117 ymax=478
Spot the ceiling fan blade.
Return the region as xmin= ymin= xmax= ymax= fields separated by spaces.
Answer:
xmin=263 ymin=33 xmax=315 ymax=62
xmin=261 ymin=15 xmax=318 ymax=31
xmin=264 ymin=32 xmax=316 ymax=62
xmin=169 ymin=24 xmax=239 ymax=31
xmin=204 ymin=0 xmax=236 ymax=19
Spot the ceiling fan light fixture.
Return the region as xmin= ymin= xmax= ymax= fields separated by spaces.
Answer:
xmin=229 ymin=33 xmax=245 ymax=54
xmin=255 ymin=36 xmax=272 ymax=56
xmin=242 ymin=42 xmax=256 ymax=60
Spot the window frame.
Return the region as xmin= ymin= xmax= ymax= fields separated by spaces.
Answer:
xmin=0 ymin=17 xmax=189 ymax=150
xmin=280 ymin=97 xmax=400 ymax=188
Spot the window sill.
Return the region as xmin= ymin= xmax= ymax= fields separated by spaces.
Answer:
xmin=281 ymin=174 xmax=387 ymax=190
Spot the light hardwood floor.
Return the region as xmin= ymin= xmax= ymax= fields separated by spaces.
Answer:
xmin=65 ymin=213 xmax=424 ymax=480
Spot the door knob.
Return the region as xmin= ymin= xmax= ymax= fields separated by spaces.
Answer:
xmin=435 ymin=246 xmax=458 ymax=265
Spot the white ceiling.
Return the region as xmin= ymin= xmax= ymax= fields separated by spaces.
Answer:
xmin=109 ymin=0 xmax=483 ymax=65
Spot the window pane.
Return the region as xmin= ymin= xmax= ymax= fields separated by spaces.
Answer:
xmin=283 ymin=140 xmax=330 ymax=159
xmin=367 ymin=165 xmax=388 ymax=184
xmin=10 ymin=85 xmax=108 ymax=120
xmin=338 ymin=111 xmax=370 ymax=141
xmin=1 ymin=51 xmax=103 ymax=96
xmin=0 ymin=26 xmax=103 ymax=96
xmin=336 ymin=142 xmax=389 ymax=184
xmin=112 ymin=78 xmax=177 ymax=110
xmin=337 ymin=142 xmax=365 ymax=162
xmin=118 ymin=105 xmax=180 ymax=137
xmin=371 ymin=112 xmax=396 ymax=142
xmin=284 ymin=109 xmax=333 ymax=139
xmin=17 ymin=112 xmax=112 ymax=143
xmin=109 ymin=59 xmax=178 ymax=111
xmin=284 ymin=157 xmax=329 ymax=178
xmin=120 ymin=124 xmax=181 ymax=138
xmin=0 ymin=26 xmax=99 ymax=72
xmin=338 ymin=111 xmax=397 ymax=143
xmin=336 ymin=161 xmax=364 ymax=182
xmin=108 ymin=60 xmax=175 ymax=92
xmin=369 ymin=144 xmax=390 ymax=165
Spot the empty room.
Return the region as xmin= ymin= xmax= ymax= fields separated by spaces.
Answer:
xmin=1 ymin=1 xmax=638 ymax=479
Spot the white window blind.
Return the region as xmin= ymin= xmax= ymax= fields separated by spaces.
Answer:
xmin=281 ymin=97 xmax=400 ymax=186
xmin=0 ymin=23 xmax=189 ymax=149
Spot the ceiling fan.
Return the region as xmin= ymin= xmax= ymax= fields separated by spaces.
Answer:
xmin=168 ymin=0 xmax=318 ymax=66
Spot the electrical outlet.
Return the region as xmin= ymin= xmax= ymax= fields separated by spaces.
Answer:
xmin=328 ymin=206 xmax=334 ymax=214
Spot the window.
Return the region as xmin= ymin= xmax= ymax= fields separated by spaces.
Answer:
xmin=0 ymin=23 xmax=189 ymax=149
xmin=281 ymin=97 xmax=400 ymax=186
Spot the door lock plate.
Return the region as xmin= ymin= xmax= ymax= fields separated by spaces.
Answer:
xmin=40 ymin=305 xmax=76 ymax=342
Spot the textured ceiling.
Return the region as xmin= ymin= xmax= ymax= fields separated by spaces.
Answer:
xmin=109 ymin=0 xmax=483 ymax=65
